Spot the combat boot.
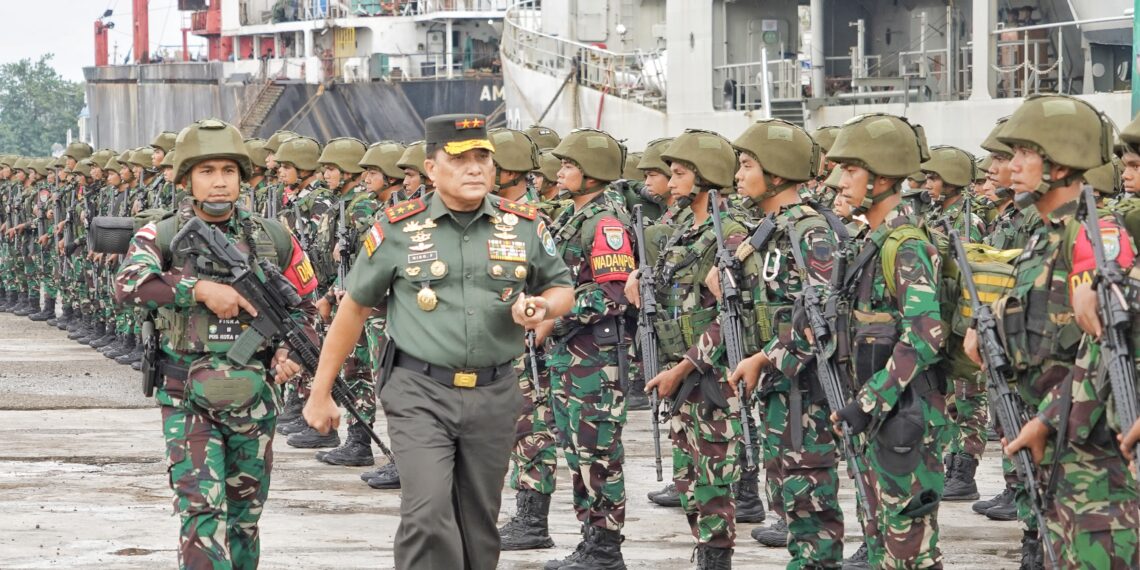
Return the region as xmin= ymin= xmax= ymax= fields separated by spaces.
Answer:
xmin=650 ymin=482 xmax=682 ymax=507
xmin=286 ymin=426 xmax=340 ymax=448
xmin=842 ymin=542 xmax=870 ymax=570
xmin=943 ymin=453 xmax=980 ymax=501
xmin=499 ymin=489 xmax=555 ymax=550
xmin=276 ymin=415 xmax=309 ymax=436
xmin=695 ymin=544 xmax=732 ymax=570
xmin=100 ymin=333 xmax=129 ymax=356
xmin=972 ymin=486 xmax=1014 ymax=515
xmin=733 ymin=467 xmax=765 ymax=523
xmin=116 ymin=335 xmax=143 ymax=365
xmin=66 ymin=310 xmax=86 ymax=334
xmin=315 ymin=422 xmax=375 ymax=466
xmin=626 ymin=378 xmax=650 ymax=411
xmin=77 ymin=321 xmax=105 ymax=345
xmin=52 ymin=304 xmax=74 ymax=329
xmin=942 ymin=452 xmax=957 ymax=482
xmin=28 ymin=297 xmax=53 ymax=321
xmin=278 ymin=390 xmax=303 ymax=424
xmin=365 ymin=462 xmax=401 ymax=489
xmin=14 ymin=294 xmax=40 ymax=317
xmin=0 ymin=290 xmax=16 ymax=312
xmin=544 ymin=526 xmax=591 ymax=570
xmin=89 ymin=327 xmax=119 ymax=349
xmin=984 ymin=498 xmax=1018 ymax=521
xmin=750 ymin=518 xmax=788 ymax=547
xmin=1019 ymin=530 xmax=1045 ymax=570
xmin=559 ymin=527 xmax=625 ymax=570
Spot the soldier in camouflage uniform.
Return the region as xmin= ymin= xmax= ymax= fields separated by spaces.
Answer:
xmin=985 ymin=95 xmax=1140 ymax=569
xmin=397 ymin=141 xmax=432 ymax=199
xmin=0 ymin=156 xmax=16 ymax=311
xmin=823 ymin=114 xmax=948 ymax=569
xmin=489 ymin=128 xmax=541 ymax=204
xmin=626 ymin=129 xmax=749 ymax=569
xmin=148 ymin=131 xmax=179 ymax=210
xmin=243 ymin=138 xmax=269 ymax=215
xmin=723 ymin=119 xmax=846 ymax=567
xmin=539 ymin=129 xmax=633 ymax=569
xmin=114 ymin=119 xmax=319 ymax=569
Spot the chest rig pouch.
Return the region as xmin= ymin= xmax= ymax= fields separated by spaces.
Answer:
xmin=652 ymin=226 xmax=721 ymax=359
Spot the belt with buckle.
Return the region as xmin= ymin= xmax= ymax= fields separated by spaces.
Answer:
xmin=394 ymin=351 xmax=512 ymax=389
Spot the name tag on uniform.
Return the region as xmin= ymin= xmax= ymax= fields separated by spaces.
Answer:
xmin=488 ymin=239 xmax=527 ymax=262
xmin=208 ymin=318 xmax=246 ymax=342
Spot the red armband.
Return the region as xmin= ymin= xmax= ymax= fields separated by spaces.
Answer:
xmin=283 ymin=236 xmax=318 ymax=296
xmin=589 ymin=217 xmax=635 ymax=283
xmin=1069 ymin=220 xmax=1135 ymax=291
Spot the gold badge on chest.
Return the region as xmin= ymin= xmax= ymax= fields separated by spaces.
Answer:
xmin=417 ymin=284 xmax=438 ymax=311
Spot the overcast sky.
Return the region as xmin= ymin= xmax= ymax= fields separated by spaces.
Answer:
xmin=0 ymin=0 xmax=207 ymax=83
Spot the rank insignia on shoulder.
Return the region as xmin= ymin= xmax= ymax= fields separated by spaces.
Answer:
xmin=364 ymin=222 xmax=384 ymax=257
xmin=498 ymin=198 xmax=537 ymax=221
xmin=385 ymin=198 xmax=427 ymax=223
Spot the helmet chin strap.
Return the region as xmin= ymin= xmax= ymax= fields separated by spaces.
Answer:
xmin=851 ymin=179 xmax=897 ymax=217
xmin=1016 ymin=157 xmax=1073 ymax=211
xmin=187 ymin=181 xmax=236 ymax=217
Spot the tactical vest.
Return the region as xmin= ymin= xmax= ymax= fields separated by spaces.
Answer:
xmin=551 ymin=188 xmax=630 ymax=285
xmin=152 ymin=210 xmax=292 ymax=357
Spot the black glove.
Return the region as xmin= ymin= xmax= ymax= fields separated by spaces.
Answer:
xmin=836 ymin=401 xmax=873 ymax=436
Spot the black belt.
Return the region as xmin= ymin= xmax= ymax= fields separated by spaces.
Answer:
xmin=159 ymin=361 xmax=189 ymax=381
xmin=394 ymin=351 xmax=513 ymax=389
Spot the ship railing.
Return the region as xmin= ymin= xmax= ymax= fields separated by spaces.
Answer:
xmin=502 ymin=0 xmax=664 ymax=108
xmin=713 ymin=58 xmax=800 ymax=111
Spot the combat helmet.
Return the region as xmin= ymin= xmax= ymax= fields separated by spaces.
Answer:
xmin=264 ymin=130 xmax=299 ymax=153
xmin=811 ymin=126 xmax=840 ymax=154
xmin=637 ymin=138 xmax=673 ymax=175
xmin=103 ymin=157 xmax=124 ymax=174
xmin=733 ymin=119 xmax=818 ymax=200
xmin=975 ymin=157 xmax=990 ymax=183
xmin=533 ymin=150 xmax=561 ymax=184
xmin=172 ymin=118 xmax=253 ymax=184
xmin=551 ymin=128 xmax=626 ymax=190
xmin=150 ymin=131 xmax=178 ymax=153
xmin=1083 ymin=156 xmax=1124 ymax=197
xmin=318 ymin=137 xmax=366 ymax=174
xmin=244 ymin=138 xmax=269 ymax=169
xmin=360 ymin=141 xmax=407 ymax=180
xmin=525 ymin=125 xmax=561 ymax=150
xmin=29 ymin=158 xmax=51 ymax=177
xmin=921 ymin=145 xmax=976 ymax=190
xmin=489 ymin=128 xmax=541 ymax=176
xmin=397 ymin=142 xmax=428 ymax=176
xmin=622 ymin=152 xmax=643 ymax=181
xmin=980 ymin=118 xmax=1013 ymax=158
xmin=0 ymin=155 xmax=14 ymax=169
xmin=828 ymin=113 xmax=929 ymax=178
xmin=1118 ymin=112 xmax=1140 ymax=156
xmin=275 ymin=136 xmax=322 ymax=172
xmin=62 ymin=141 xmax=93 ymax=161
xmin=127 ymin=147 xmax=154 ymax=169
xmin=91 ymin=149 xmax=117 ymax=167
xmin=161 ymin=149 xmax=177 ymax=168
xmin=997 ymin=94 xmax=1111 ymax=202
xmin=73 ymin=159 xmax=94 ymax=179
xmin=659 ymin=129 xmax=737 ymax=190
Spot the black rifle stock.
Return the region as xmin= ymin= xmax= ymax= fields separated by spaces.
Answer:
xmin=633 ymin=205 xmax=663 ymax=481
xmin=943 ymin=224 xmax=1056 ymax=566
xmin=171 ymin=217 xmax=396 ymax=464
xmin=708 ymin=189 xmax=756 ymax=470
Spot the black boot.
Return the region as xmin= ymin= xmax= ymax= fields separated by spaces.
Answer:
xmin=66 ymin=309 xmax=85 ymax=333
xmin=943 ymin=452 xmax=957 ymax=483
xmin=0 ymin=290 xmax=16 ymax=312
xmin=286 ymin=426 xmax=340 ymax=448
xmin=499 ymin=489 xmax=555 ymax=550
xmin=315 ymin=422 xmax=375 ymax=466
xmin=278 ymin=390 xmax=303 ymax=424
xmin=105 ymin=334 xmax=134 ymax=358
xmin=544 ymin=526 xmax=590 ymax=570
xmin=78 ymin=321 xmax=105 ymax=345
xmin=14 ymin=294 xmax=40 ymax=317
xmin=276 ymin=415 xmax=310 ymax=436
xmin=560 ymin=527 xmax=624 ymax=570
xmin=985 ymin=497 xmax=1019 ymax=521
xmin=116 ymin=335 xmax=144 ymax=365
xmin=695 ymin=544 xmax=732 ymax=570
xmin=750 ymin=517 xmax=788 ymax=547
xmin=1019 ymin=530 xmax=1045 ymax=570
xmin=734 ymin=467 xmax=765 ymax=523
xmin=842 ymin=542 xmax=870 ymax=570
xmin=365 ymin=462 xmax=401 ymax=489
xmin=943 ymin=453 xmax=980 ymax=501
xmin=29 ymin=296 xmax=54 ymax=321
xmin=89 ymin=327 xmax=119 ymax=349
xmin=973 ymin=486 xmax=1015 ymax=515
xmin=650 ymin=481 xmax=681 ymax=507
xmin=626 ymin=378 xmax=650 ymax=411
xmin=52 ymin=304 xmax=73 ymax=329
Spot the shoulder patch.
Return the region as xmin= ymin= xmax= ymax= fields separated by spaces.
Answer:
xmin=499 ymin=198 xmax=537 ymax=220
xmin=385 ymin=198 xmax=427 ymax=223
xmin=590 ymin=217 xmax=635 ymax=283
xmin=363 ymin=222 xmax=385 ymax=257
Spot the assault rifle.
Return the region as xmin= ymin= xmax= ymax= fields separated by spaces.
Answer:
xmin=170 ymin=217 xmax=396 ymax=464
xmin=943 ymin=223 xmax=1056 ymax=566
xmin=708 ymin=189 xmax=756 ymax=469
xmin=266 ymin=184 xmax=279 ymax=219
xmin=335 ymin=197 xmax=356 ymax=288
xmin=632 ymin=205 xmax=663 ymax=481
xmin=1078 ymin=186 xmax=1140 ymax=468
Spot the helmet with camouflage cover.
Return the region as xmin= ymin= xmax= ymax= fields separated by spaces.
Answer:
xmin=622 ymin=152 xmax=643 ymax=180
xmin=489 ymin=128 xmax=541 ymax=172
xmin=638 ymin=138 xmax=673 ymax=175
xmin=921 ymin=145 xmax=975 ymax=189
xmin=264 ymin=130 xmax=299 ymax=153
xmin=360 ymin=140 xmax=407 ymax=179
xmin=62 ymin=141 xmax=93 ymax=161
xmin=397 ymin=142 xmax=428 ymax=176
xmin=150 ymin=131 xmax=178 ymax=153
xmin=274 ymin=136 xmax=321 ymax=172
xmin=525 ymin=124 xmax=561 ymax=150
xmin=1083 ymin=156 xmax=1124 ymax=197
xmin=533 ymin=150 xmax=561 ymax=182
xmin=551 ymin=128 xmax=626 ymax=185
xmin=828 ymin=113 xmax=929 ymax=178
xmin=980 ymin=117 xmax=1013 ymax=158
xmin=733 ymin=119 xmax=819 ymax=192
xmin=127 ymin=147 xmax=154 ymax=169
xmin=659 ymin=129 xmax=737 ymax=190
xmin=318 ymin=137 xmax=366 ymax=174
xmin=244 ymin=138 xmax=269 ymax=169
xmin=172 ymin=118 xmax=253 ymax=184
xmin=811 ymin=126 xmax=840 ymax=154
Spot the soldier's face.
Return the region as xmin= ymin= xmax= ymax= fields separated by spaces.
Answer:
xmin=734 ymin=153 xmax=767 ymax=199
xmin=189 ymin=159 xmax=241 ymax=204
xmin=668 ymin=162 xmax=696 ymax=200
xmin=838 ymin=164 xmax=871 ymax=212
xmin=90 ymin=166 xmax=103 ymax=180
xmin=403 ymin=168 xmax=422 ymax=191
xmin=1009 ymin=146 xmax=1045 ymax=194
xmin=152 ymin=149 xmax=165 ymax=168
xmin=278 ymin=163 xmax=299 ymax=185
xmin=923 ymin=173 xmax=944 ymax=200
xmin=1122 ymin=152 xmax=1140 ymax=194
xmin=323 ymin=165 xmax=343 ymax=190
xmin=424 ymin=148 xmax=494 ymax=204
xmin=106 ymin=171 xmax=121 ymax=186
xmin=266 ymin=153 xmax=278 ymax=171
xmin=0 ymin=166 xmax=9 ymax=179
xmin=163 ymin=166 xmax=175 ymax=183
xmin=988 ymin=154 xmax=1013 ymax=188
xmin=832 ymin=192 xmax=852 ymax=218
xmin=557 ymin=160 xmax=583 ymax=192
xmin=66 ymin=158 xmax=77 ymax=170
xmin=644 ymin=170 xmax=669 ymax=199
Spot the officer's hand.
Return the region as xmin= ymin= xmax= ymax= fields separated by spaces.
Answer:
xmin=625 ymin=273 xmax=641 ymax=308
xmin=1071 ymin=281 xmax=1103 ymax=338
xmin=1004 ymin=417 xmax=1050 ymax=465
xmin=705 ymin=267 xmax=722 ymax=300
xmin=513 ymin=293 xmax=548 ymax=328
xmin=315 ymin=296 xmax=333 ymax=323
xmin=271 ymin=348 xmax=301 ymax=384
xmin=646 ymin=365 xmax=686 ymax=399
xmin=964 ymin=327 xmax=983 ymax=367
xmin=728 ymin=351 xmax=767 ymax=397
xmin=303 ymin=394 xmax=341 ymax=436
xmin=193 ymin=280 xmax=259 ymax=320
xmin=534 ymin=319 xmax=555 ymax=346
xmin=1118 ymin=417 xmax=1140 ymax=467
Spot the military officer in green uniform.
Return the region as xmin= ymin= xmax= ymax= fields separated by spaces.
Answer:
xmin=304 ymin=114 xmax=574 ymax=570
